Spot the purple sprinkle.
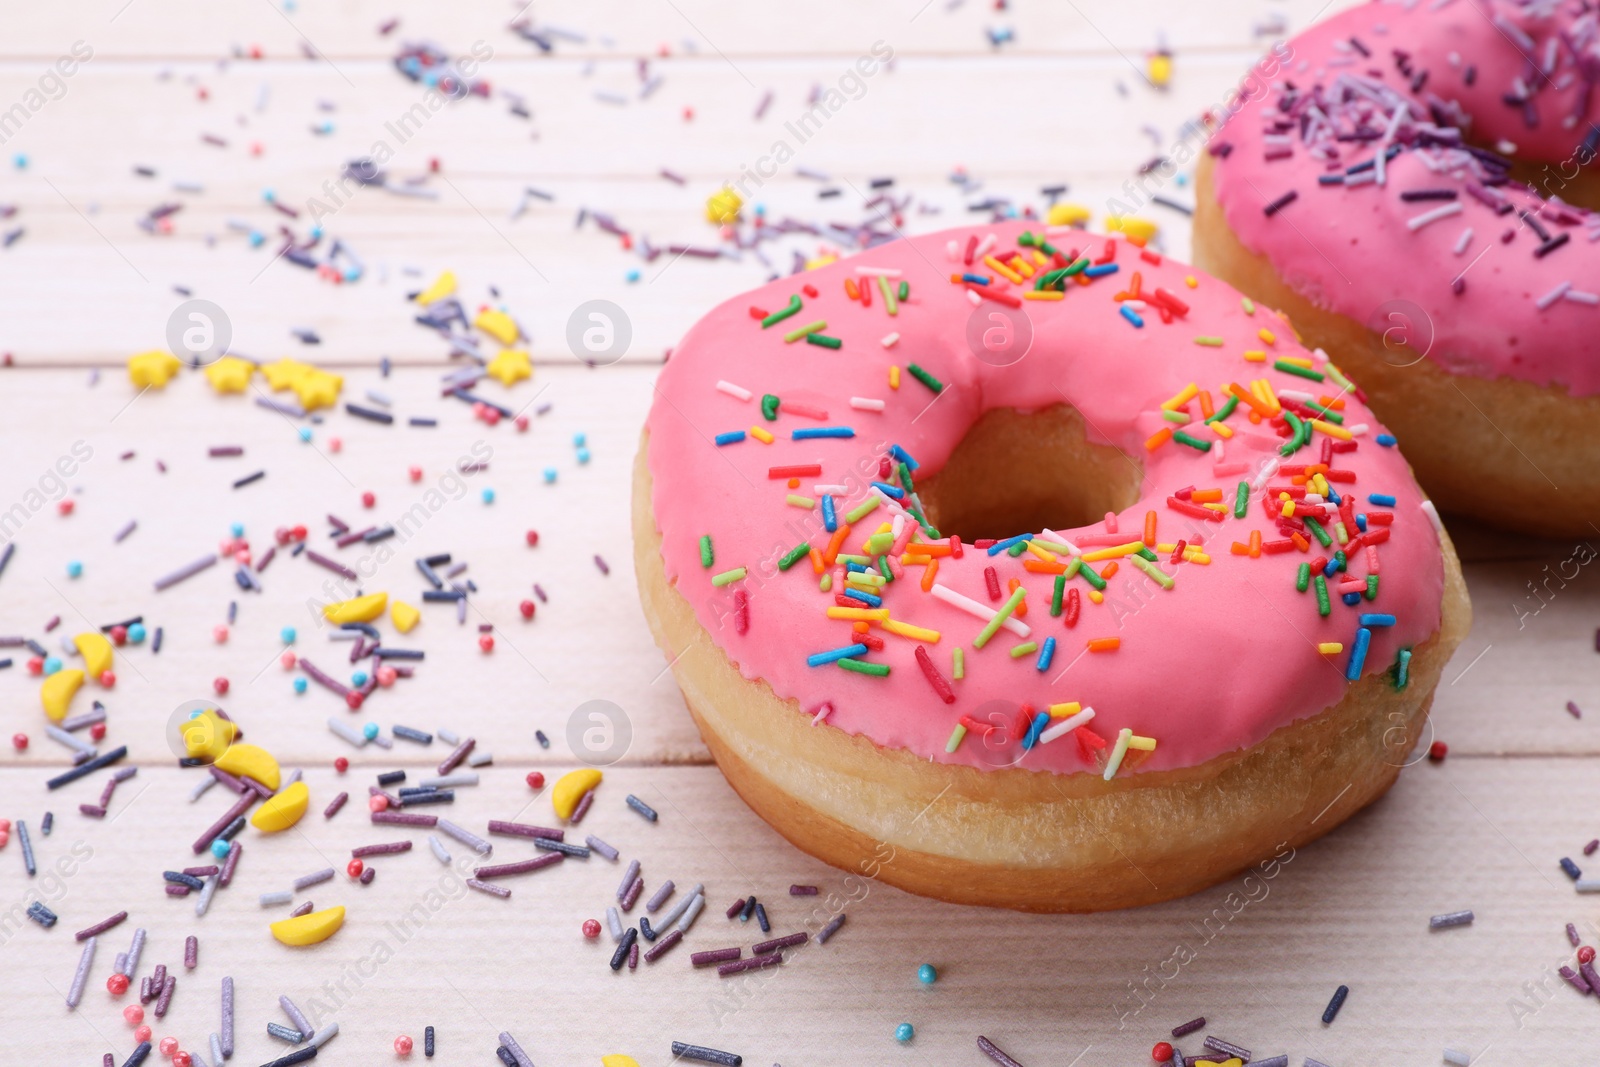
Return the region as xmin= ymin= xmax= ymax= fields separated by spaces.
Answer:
xmin=1263 ymin=189 xmax=1298 ymax=216
xmin=1570 ymin=701 xmax=1584 ymax=719
xmin=1569 ymin=922 xmax=1583 ymax=945
xmin=594 ymin=554 xmax=610 ymax=575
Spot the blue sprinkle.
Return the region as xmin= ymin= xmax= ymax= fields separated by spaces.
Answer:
xmin=961 ymin=273 xmax=989 ymax=285
xmin=842 ymin=588 xmax=883 ymax=608
xmin=895 ymin=1024 xmax=915 ymax=1044
xmin=1341 ymin=592 xmax=1362 ymax=606
xmin=362 ymin=722 xmax=379 ymax=741
xmin=625 ymin=269 xmax=641 ymax=283
xmin=66 ymin=561 xmax=83 ymax=578
xmin=918 ymin=964 xmax=937 ymax=984
xmin=870 ymin=481 xmax=905 ymax=500
xmin=1083 ymin=263 xmax=1120 ymax=278
xmin=1359 ymin=613 xmax=1396 ymax=628
xmin=573 ymin=433 xmax=587 ymax=447
xmin=889 ymin=444 xmax=920 ymax=471
xmin=210 ymin=839 xmax=232 ymax=860
xmin=1020 ymin=710 xmax=1050 ymax=750
xmin=807 ymin=643 xmax=869 ymax=667
xmin=1346 ymin=627 xmax=1372 ymax=681
xmin=1355 ymin=514 xmax=1368 ymax=532
xmin=281 ymin=627 xmax=297 ymax=644
xmin=542 ymin=467 xmax=558 ymax=483
xmin=1119 ymin=304 xmax=1145 ymax=328
xmin=714 ymin=431 xmax=747 ymax=446
xmin=822 ymin=494 xmax=837 ymax=533
xmin=298 ymin=427 xmax=312 ymax=442
xmin=293 ymin=677 xmax=308 ymax=694
xmin=230 ymin=523 xmax=245 ymax=537
xmin=576 ymin=448 xmax=591 ymax=464
xmin=792 ymin=427 xmax=855 ymax=440
xmin=1036 ymin=636 xmax=1057 ymax=672
xmin=986 ymin=533 xmax=1031 ymax=556
xmin=351 ymin=672 xmax=369 ymax=687
xmin=1376 ymin=433 xmax=1397 ymax=447
xmin=845 ymin=562 xmax=871 ymax=573
xmin=44 ymin=656 xmax=62 ymax=675
xmin=1561 ymin=857 xmax=1582 ymax=880
xmin=128 ymin=623 xmax=146 ymax=644
xmin=481 ymin=488 xmax=495 ymax=504
xmin=1368 ymin=493 xmax=1397 ymax=507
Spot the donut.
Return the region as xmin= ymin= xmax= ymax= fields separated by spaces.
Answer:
xmin=633 ymin=222 xmax=1470 ymax=913
xmin=1193 ymin=0 xmax=1600 ymax=536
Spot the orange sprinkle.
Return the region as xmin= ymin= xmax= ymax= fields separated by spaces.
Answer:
xmin=1228 ymin=382 xmax=1273 ymax=417
xmin=1230 ymin=541 xmax=1251 ymax=556
xmin=844 ymin=278 xmax=860 ymax=300
xmin=823 ymin=523 xmax=851 ymax=566
xmin=1101 ymin=561 xmax=1119 ymax=579
xmin=1248 ymin=530 xmax=1262 ymax=559
xmin=852 ymin=620 xmax=870 ymax=633
xmin=809 ymin=547 xmax=825 ymax=574
xmin=1290 ymin=531 xmax=1310 ymax=552
xmin=1189 ymin=489 xmax=1223 ymax=504
xmin=1144 ymin=428 xmax=1173 ymax=451
xmin=1007 ymin=577 xmax=1028 ymax=618
xmin=1022 ymin=559 xmax=1067 ymax=574
xmin=920 ymin=557 xmax=938 ymax=592
xmin=788 ymin=477 xmax=800 ymax=489
xmin=1318 ymin=395 xmax=1346 ymax=411
xmin=1198 ymin=390 xmax=1215 ymax=419
xmin=1087 ymin=637 xmax=1121 ymax=652
xmin=1142 ymin=510 xmax=1157 ymax=546
xmin=905 ymin=543 xmax=952 ymax=558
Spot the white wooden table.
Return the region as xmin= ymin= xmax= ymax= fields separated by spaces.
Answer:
xmin=3 ymin=2 xmax=1598 ymax=1063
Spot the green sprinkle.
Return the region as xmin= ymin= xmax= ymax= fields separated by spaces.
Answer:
xmin=1279 ymin=411 xmax=1307 ymax=457
xmin=906 ymin=363 xmax=944 ymax=394
xmin=1295 ymin=562 xmax=1311 ymax=592
xmin=1063 ymin=257 xmax=1090 ymax=277
xmin=837 ymin=658 xmax=890 ymax=677
xmin=877 ymin=274 xmax=898 ymax=316
xmin=712 ymin=567 xmax=748 ymax=587
xmin=783 ymin=319 xmax=827 ymax=343
xmin=786 ymin=494 xmax=815 ymax=509
xmin=1332 ymin=550 xmax=1347 ymax=572
xmin=1050 ymin=574 xmax=1066 ymax=617
xmin=1161 ymin=409 xmax=1190 ymax=424
xmin=844 ymin=499 xmax=879 ymax=524
xmin=1234 ymin=481 xmax=1250 ymax=519
xmin=1078 ymin=562 xmax=1107 ymax=592
xmin=973 ymin=587 xmax=1026 ymax=649
xmin=1136 ymin=546 xmax=1159 ymax=562
xmin=1062 ymin=557 xmax=1082 ymax=581
xmin=835 ymin=553 xmax=872 ymax=566
xmin=819 ymin=572 xmax=832 ymax=592
xmin=1128 ymin=555 xmax=1175 ymax=590
xmin=1018 ymin=231 xmax=1038 ymax=247
xmin=1009 ymin=641 xmax=1039 ymax=659
xmin=1314 ymin=574 xmax=1331 ymax=616
xmin=760 ymin=394 xmax=780 ymax=421
xmin=1273 ymin=359 xmax=1326 ymax=382
xmin=952 ymin=647 xmax=964 ymax=680
xmin=777 ymin=544 xmax=809 ymax=571
xmin=760 ymin=294 xmax=802 ymax=328
xmin=1035 ymin=268 xmax=1068 ymax=290
xmin=699 ymin=535 xmax=714 ymax=568
xmin=1325 ymin=362 xmax=1355 ymax=391
xmin=1303 ymin=401 xmax=1343 ymax=425
xmin=1366 ymin=574 xmax=1380 ymax=600
xmin=1206 ymin=395 xmax=1240 ymax=424
xmin=1193 ymin=335 xmax=1226 ymax=347
xmin=1006 ymin=541 xmax=1028 ymax=557
xmin=945 ymin=722 xmax=967 ymax=753
xmin=897 ymin=462 xmax=914 ymax=495
xmin=805 ymin=333 xmax=842 ymax=349
xmin=1304 ymin=516 xmax=1332 ymax=547
xmin=1241 ymin=296 xmax=1255 ymax=315
xmin=898 ymin=280 xmax=909 ymax=300
xmin=877 ymin=554 xmax=893 ymax=581
xmin=1392 ymin=647 xmax=1412 ymax=690
xmin=1172 ymin=430 xmax=1212 ymax=452
xmin=866 ymin=532 xmax=894 ymax=555
xmin=1031 ymin=539 xmax=1073 ymax=553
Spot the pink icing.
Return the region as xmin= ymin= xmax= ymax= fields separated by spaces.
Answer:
xmin=1209 ymin=0 xmax=1600 ymax=397
xmin=645 ymin=222 xmax=1445 ymax=775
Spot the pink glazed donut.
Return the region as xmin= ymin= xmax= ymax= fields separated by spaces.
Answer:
xmin=633 ymin=222 xmax=1469 ymax=912
xmin=1196 ymin=0 xmax=1600 ymax=536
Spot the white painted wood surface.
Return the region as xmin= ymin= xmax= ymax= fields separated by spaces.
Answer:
xmin=2 ymin=1 xmax=1598 ymax=1063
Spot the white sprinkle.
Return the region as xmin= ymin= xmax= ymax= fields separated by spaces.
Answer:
xmin=810 ymin=703 xmax=834 ymax=725
xmin=1452 ymin=226 xmax=1474 ymax=255
xmin=1347 ymin=422 xmax=1370 ymax=436
xmin=1537 ymin=282 xmax=1572 ymax=309
xmin=715 ymin=380 xmax=752 ymax=401
xmin=436 ymin=818 xmax=492 ymax=854
xmin=326 ymin=718 xmax=368 ymax=748
xmin=1421 ymin=500 xmax=1443 ymax=533
xmin=1564 ymin=289 xmax=1599 ymax=305
xmin=195 ymin=874 xmax=219 ymax=916
xmin=973 ymin=233 xmax=997 ymax=259
xmin=466 ymin=749 xmax=493 ymax=767
xmin=421 ymin=772 xmax=479 ymax=789
xmin=946 ymin=239 xmax=961 ymax=261
xmin=310 ymin=1023 xmax=340 ymax=1049
xmin=437 ymin=728 xmax=460 ymax=744
xmin=259 ymin=890 xmax=294 ymax=907
xmin=1406 ymin=201 xmax=1464 ymax=231
xmin=657 ymin=883 xmax=703 ymax=928
xmin=1574 ymin=878 xmax=1600 ymax=893
xmin=1102 ymin=728 xmax=1133 ymax=781
xmin=605 ymin=905 xmax=624 ymax=941
xmin=854 ymin=266 xmax=903 ymax=277
xmin=1279 ymin=388 xmax=1316 ymax=404
xmin=849 ymin=397 xmax=886 ymax=411
xmin=929 ymin=583 xmax=1031 ymax=638
xmin=1039 ymin=707 xmax=1097 ymax=745
xmin=880 ymin=332 xmax=900 ymax=348
xmin=66 ymin=936 xmax=96 ymax=1009
xmin=1442 ymin=1050 xmax=1471 ymax=1067
xmin=965 ymin=288 xmax=982 ymax=307
xmin=677 ymin=892 xmax=707 ymax=933
xmin=813 ymin=484 xmax=848 ymax=494
xmin=427 ymin=834 xmax=452 ymax=865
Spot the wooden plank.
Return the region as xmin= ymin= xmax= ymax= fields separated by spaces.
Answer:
xmin=2 ymin=0 xmax=1359 ymax=62
xmin=8 ymin=756 xmax=1597 ymax=1062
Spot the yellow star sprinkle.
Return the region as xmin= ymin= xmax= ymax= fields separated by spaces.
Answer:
xmin=705 ymin=186 xmax=743 ymax=225
xmin=203 ymin=356 xmax=255 ymax=393
xmin=290 ymin=367 xmax=343 ymax=411
xmin=259 ymin=358 xmax=316 ymax=391
xmin=128 ymin=350 xmax=182 ymax=389
xmin=414 ymin=270 xmax=456 ymax=305
xmin=485 ymin=348 xmax=532 ymax=387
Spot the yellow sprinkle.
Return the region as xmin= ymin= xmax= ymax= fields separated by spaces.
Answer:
xmin=882 ymin=619 xmax=941 ymax=642
xmin=1318 ymin=642 xmax=1344 ymax=655
xmin=1161 ymin=383 xmax=1199 ymax=410
xmin=1023 ymin=290 xmax=1065 ymax=301
xmin=826 ymin=607 xmax=888 ymax=621
xmin=1258 ymin=328 xmax=1277 ymax=345
xmin=786 ymin=494 xmax=814 ymax=509
xmin=749 ymin=425 xmax=774 ymax=444
xmin=889 ymin=365 xmax=900 ymax=389
xmin=1210 ymin=421 xmax=1234 ymax=439
xmin=1202 ymin=502 xmax=1229 ymax=513
xmin=1184 ymin=274 xmax=1198 ymax=288
xmin=1081 ymin=542 xmax=1144 ymax=562
xmin=1242 ymin=349 xmax=1268 ymax=363
xmin=1024 ymin=542 xmax=1057 ymax=562
xmin=1048 ymin=702 xmax=1082 ymax=718
xmin=1087 ymin=590 xmax=1104 ymax=604
xmin=1186 ymin=552 xmax=1212 ymax=564
xmin=1281 ymin=499 xmax=1295 ymax=518
xmin=1009 ymin=255 xmax=1035 ymax=279
xmin=1277 ymin=355 xmax=1314 ymax=368
xmin=1126 ymin=734 xmax=1157 ymax=751
xmin=1311 ymin=419 xmax=1353 ymax=441
xmin=983 ymin=255 xmax=1025 ymax=285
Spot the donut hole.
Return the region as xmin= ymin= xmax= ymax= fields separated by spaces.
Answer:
xmin=915 ymin=405 xmax=1143 ymax=542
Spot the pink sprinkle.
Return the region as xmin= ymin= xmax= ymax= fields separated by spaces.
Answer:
xmin=1569 ymin=701 xmax=1584 ymax=719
